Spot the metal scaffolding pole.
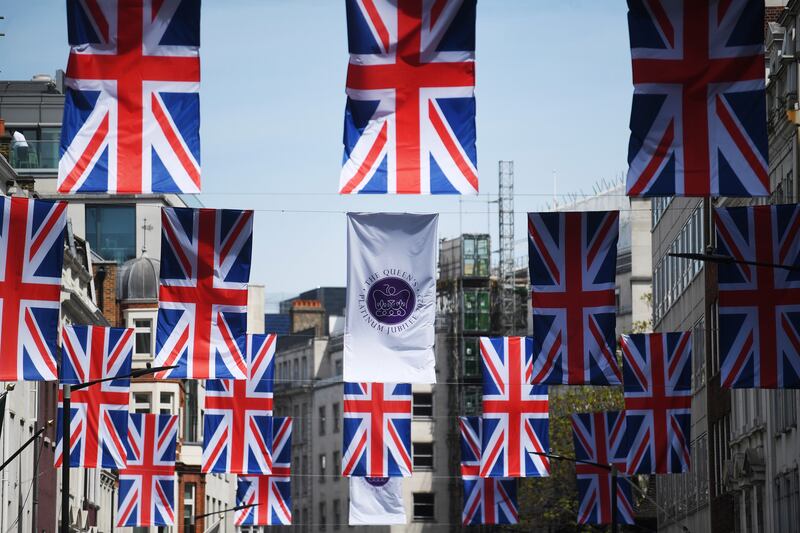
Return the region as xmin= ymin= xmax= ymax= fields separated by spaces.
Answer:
xmin=498 ymin=160 xmax=516 ymax=334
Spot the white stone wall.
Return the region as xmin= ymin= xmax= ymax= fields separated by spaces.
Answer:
xmin=0 ymin=382 xmax=41 ymax=533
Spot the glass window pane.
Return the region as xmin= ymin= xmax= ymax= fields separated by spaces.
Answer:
xmin=85 ymin=205 xmax=136 ymax=263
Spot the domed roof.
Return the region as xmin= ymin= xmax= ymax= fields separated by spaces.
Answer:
xmin=117 ymin=254 xmax=160 ymax=302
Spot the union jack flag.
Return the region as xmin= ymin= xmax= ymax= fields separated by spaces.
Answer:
xmin=480 ymin=337 xmax=550 ymax=478
xmin=117 ymin=413 xmax=178 ymax=527
xmin=716 ymin=204 xmax=800 ymax=388
xmin=625 ymin=0 xmax=768 ymax=196
xmin=528 ymin=211 xmax=621 ymax=385
xmin=202 ymin=333 xmax=275 ymax=474
xmin=459 ymin=416 xmax=518 ymax=525
xmin=571 ymin=411 xmax=635 ymax=525
xmin=58 ymin=0 xmax=201 ymax=194
xmin=235 ymin=417 xmax=292 ymax=526
xmin=55 ymin=325 xmax=133 ymax=469
xmin=0 ymin=196 xmax=65 ymax=381
xmin=339 ymin=0 xmax=478 ymax=194
xmin=342 ymin=382 xmax=412 ymax=477
xmin=621 ymin=333 xmax=692 ymax=474
xmin=154 ymin=206 xmax=252 ymax=379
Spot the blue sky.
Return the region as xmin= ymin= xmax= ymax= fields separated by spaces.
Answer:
xmin=0 ymin=1 xmax=632 ymax=305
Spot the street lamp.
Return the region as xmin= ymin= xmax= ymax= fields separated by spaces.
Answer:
xmin=668 ymin=249 xmax=800 ymax=272
xmin=528 ymin=450 xmax=620 ymax=533
xmin=0 ymin=410 xmax=52 ymax=473
xmin=189 ymin=503 xmax=258 ymax=533
xmin=60 ymin=364 xmax=176 ymax=533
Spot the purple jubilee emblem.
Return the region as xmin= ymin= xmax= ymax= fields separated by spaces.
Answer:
xmin=367 ymin=278 xmax=415 ymax=325
xmin=365 ymin=477 xmax=390 ymax=487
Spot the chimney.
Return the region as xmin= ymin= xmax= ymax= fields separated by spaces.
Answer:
xmin=93 ymin=261 xmax=120 ymax=326
xmin=290 ymin=299 xmax=325 ymax=337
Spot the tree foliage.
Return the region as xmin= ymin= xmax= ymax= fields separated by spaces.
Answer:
xmin=513 ymin=385 xmax=624 ymax=532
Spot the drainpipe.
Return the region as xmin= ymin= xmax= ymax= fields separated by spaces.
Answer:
xmin=109 ymin=477 xmax=115 ymax=533
xmin=31 ymin=428 xmax=38 ymax=533
xmin=17 ymin=440 xmax=22 ymax=533
xmin=31 ymin=383 xmax=38 ymax=533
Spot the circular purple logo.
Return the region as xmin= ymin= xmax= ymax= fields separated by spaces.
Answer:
xmin=366 ymin=277 xmax=416 ymax=325
xmin=365 ymin=477 xmax=390 ymax=487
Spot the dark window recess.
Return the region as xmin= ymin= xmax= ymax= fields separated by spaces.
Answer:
xmin=412 ymin=442 xmax=433 ymax=470
xmin=412 ymin=392 xmax=433 ymax=417
xmin=412 ymin=493 xmax=435 ymax=521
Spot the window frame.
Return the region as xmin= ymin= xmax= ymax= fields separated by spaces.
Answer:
xmin=133 ymin=391 xmax=151 ymax=414
xmin=412 ymin=392 xmax=433 ymax=418
xmin=412 ymin=492 xmax=435 ymax=522
xmin=332 ymin=402 xmax=340 ymax=433
xmin=85 ymin=204 xmax=137 ymax=264
xmin=412 ymin=441 xmax=434 ymax=471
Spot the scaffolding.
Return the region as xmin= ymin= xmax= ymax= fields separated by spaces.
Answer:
xmin=498 ymin=160 xmax=516 ymax=334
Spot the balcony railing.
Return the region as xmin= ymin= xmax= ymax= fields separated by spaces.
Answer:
xmin=0 ymin=140 xmax=60 ymax=170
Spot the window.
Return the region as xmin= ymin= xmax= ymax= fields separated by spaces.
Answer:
xmin=301 ymin=355 xmax=308 ymax=381
xmin=159 ymin=392 xmax=174 ymax=415
xmin=183 ymin=483 xmax=196 ymax=533
xmin=6 ymin=126 xmax=60 ymax=169
xmin=412 ymin=442 xmax=434 ymax=470
xmin=692 ymin=318 xmax=706 ymax=392
xmin=710 ymin=300 xmax=720 ymax=374
xmin=652 ymin=205 xmax=705 ymax=325
xmin=133 ymin=319 xmax=152 ymax=357
xmin=85 ymin=205 xmax=136 ymax=263
xmin=333 ymin=499 xmax=341 ymax=530
xmin=711 ymin=415 xmax=731 ymax=498
xmin=463 ymin=337 xmax=480 ymax=377
xmin=319 ymin=405 xmax=327 ymax=436
xmin=413 ymin=392 xmax=433 ymax=418
xmin=183 ymin=380 xmax=199 ymax=442
xmin=296 ymin=454 xmax=303 ymax=494
xmin=334 ymin=358 xmax=343 ymax=376
xmin=293 ymin=360 xmax=299 ymax=382
xmin=652 ymin=196 xmax=674 ymax=228
xmin=319 ymin=453 xmax=327 ymax=483
xmin=412 ymin=492 xmax=435 ymax=521
xmin=462 ymin=387 xmax=481 ymax=416
xmin=775 ymin=390 xmax=798 ymax=433
xmin=333 ymin=451 xmax=341 ymax=481
xmin=776 ymin=469 xmax=800 ymax=532
xmin=302 ymin=402 xmax=309 ymax=442
xmin=133 ymin=392 xmax=151 ymax=413
xmin=332 ymin=402 xmax=340 ymax=433
xmin=301 ymin=450 xmax=308 ymax=495
xmin=319 ymin=502 xmax=327 ymax=531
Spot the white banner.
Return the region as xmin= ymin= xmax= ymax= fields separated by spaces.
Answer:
xmin=345 ymin=213 xmax=438 ymax=383
xmin=349 ymin=477 xmax=406 ymax=526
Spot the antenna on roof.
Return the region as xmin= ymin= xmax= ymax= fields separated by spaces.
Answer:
xmin=141 ymin=218 xmax=154 ymax=254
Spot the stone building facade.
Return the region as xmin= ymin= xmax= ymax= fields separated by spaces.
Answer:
xmin=0 ymin=74 xmax=265 ymax=532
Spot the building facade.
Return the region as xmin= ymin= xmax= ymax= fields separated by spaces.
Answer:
xmin=271 ymin=293 xmax=451 ymax=532
xmin=0 ymin=74 xmax=264 ymax=532
xmin=723 ymin=5 xmax=800 ymax=532
xmin=651 ymin=3 xmax=800 ymax=532
xmin=0 ymin=155 xmax=111 ymax=533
